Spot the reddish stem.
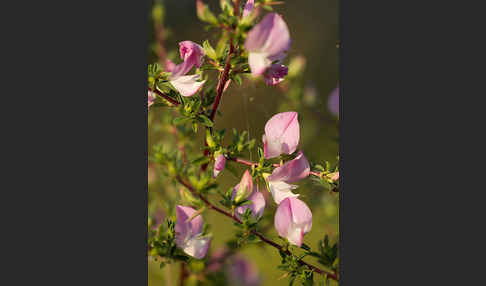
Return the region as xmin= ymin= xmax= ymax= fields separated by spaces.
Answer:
xmin=148 ymin=87 xmax=180 ymax=106
xmin=175 ymin=176 xmax=339 ymax=281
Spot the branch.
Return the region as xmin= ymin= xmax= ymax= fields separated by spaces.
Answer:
xmin=228 ymin=157 xmax=339 ymax=192
xmin=175 ymin=176 xmax=339 ymax=281
xmin=148 ymin=86 xmax=181 ymax=106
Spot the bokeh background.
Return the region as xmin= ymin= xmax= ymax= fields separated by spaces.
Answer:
xmin=148 ymin=0 xmax=339 ymax=285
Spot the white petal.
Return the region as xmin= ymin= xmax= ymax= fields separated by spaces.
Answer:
xmin=182 ymin=235 xmax=211 ymax=259
xmin=170 ymin=74 xmax=206 ymax=97
xmin=248 ymin=52 xmax=271 ymax=75
xmin=268 ymin=180 xmax=299 ymax=204
xmin=286 ymin=224 xmax=304 ymax=246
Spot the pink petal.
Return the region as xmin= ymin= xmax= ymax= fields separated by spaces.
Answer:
xmin=275 ymin=197 xmax=312 ymax=246
xmin=179 ymin=41 xmax=205 ymax=68
xmin=213 ymin=154 xmax=226 ymax=178
xmin=165 ymin=59 xmax=176 ymax=72
xmin=170 ymin=41 xmax=205 ymax=78
xmin=328 ymin=86 xmax=339 ymax=116
xmin=288 ymin=197 xmax=312 ymax=234
xmin=242 ymin=0 xmax=255 ymax=18
xmin=148 ymin=90 xmax=155 ymax=110
xmin=245 ymin=13 xmax=290 ymax=75
xmin=175 ymin=205 xmax=203 ymax=247
xmin=267 ymin=151 xmax=310 ymax=183
xmin=235 ymin=187 xmax=266 ymax=219
xmin=263 ymin=111 xmax=300 ymax=159
xmin=170 ymin=74 xmax=206 ymax=97
xmin=170 ymin=60 xmax=196 ymax=79
xmin=274 ymin=197 xmax=292 ymax=239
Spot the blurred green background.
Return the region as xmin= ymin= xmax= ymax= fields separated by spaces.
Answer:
xmin=148 ymin=0 xmax=339 ymax=285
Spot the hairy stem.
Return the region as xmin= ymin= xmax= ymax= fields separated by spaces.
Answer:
xmin=175 ymin=176 xmax=339 ymax=281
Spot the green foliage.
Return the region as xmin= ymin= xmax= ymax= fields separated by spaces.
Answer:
xmin=311 ymin=158 xmax=340 ymax=192
xmin=278 ymin=251 xmax=315 ymax=286
xmin=306 ymin=235 xmax=339 ymax=271
xmin=148 ymin=219 xmax=189 ymax=267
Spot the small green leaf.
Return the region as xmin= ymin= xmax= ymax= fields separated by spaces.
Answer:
xmin=198 ymin=114 xmax=214 ymax=127
xmin=203 ymin=40 xmax=218 ymax=61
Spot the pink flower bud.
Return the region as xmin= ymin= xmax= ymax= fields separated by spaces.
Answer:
xmin=242 ymin=0 xmax=255 ymax=18
xmin=267 ymin=150 xmax=310 ymax=204
xmin=148 ymin=90 xmax=155 ymax=110
xmin=328 ymin=86 xmax=339 ymax=116
xmin=263 ymin=64 xmax=288 ymax=86
xmin=233 ymin=170 xmax=254 ymax=203
xmin=232 ymin=184 xmax=266 ymax=219
xmin=274 ymin=197 xmax=312 ymax=247
xmin=213 ymin=154 xmax=226 ymax=178
xmin=262 ymin=111 xmax=300 ymax=159
xmin=226 ymin=255 xmax=261 ymax=286
xmin=175 ymin=205 xmax=211 ymax=259
xmin=245 ymin=13 xmax=291 ymax=75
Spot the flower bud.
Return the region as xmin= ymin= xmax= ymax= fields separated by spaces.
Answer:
xmin=213 ymin=153 xmax=226 ymax=178
xmin=233 ymin=170 xmax=254 ymax=204
xmin=232 ymin=184 xmax=265 ymax=219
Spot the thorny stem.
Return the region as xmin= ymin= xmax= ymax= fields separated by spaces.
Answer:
xmin=175 ymin=176 xmax=339 ymax=281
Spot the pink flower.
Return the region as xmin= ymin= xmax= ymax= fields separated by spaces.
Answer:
xmin=168 ymin=41 xmax=206 ymax=97
xmin=328 ymin=86 xmax=339 ymax=116
xmin=262 ymin=111 xmax=300 ymax=159
xmin=233 ymin=170 xmax=254 ymax=203
xmin=148 ymin=90 xmax=155 ymax=110
xmin=171 ymin=41 xmax=205 ymax=78
xmin=266 ymin=151 xmax=310 ymax=204
xmin=175 ymin=205 xmax=211 ymax=259
xmin=274 ymin=197 xmax=312 ymax=247
xmin=213 ymin=154 xmax=226 ymax=178
xmin=242 ymin=0 xmax=255 ymax=18
xmin=245 ymin=13 xmax=291 ymax=75
xmin=231 ymin=183 xmax=266 ymax=219
xmin=263 ymin=64 xmax=288 ymax=86
xmin=226 ymin=255 xmax=261 ymax=286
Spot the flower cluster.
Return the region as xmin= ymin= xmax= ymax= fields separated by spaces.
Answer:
xmin=148 ymin=1 xmax=339 ymax=284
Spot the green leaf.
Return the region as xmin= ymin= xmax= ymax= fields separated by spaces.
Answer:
xmin=172 ymin=117 xmax=190 ymax=125
xmin=198 ymin=114 xmax=214 ymax=127
xmin=300 ymin=243 xmax=311 ymax=251
xmin=191 ymin=156 xmax=210 ymax=166
xmin=203 ymin=40 xmax=218 ymax=61
xmin=196 ymin=0 xmax=218 ymax=24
